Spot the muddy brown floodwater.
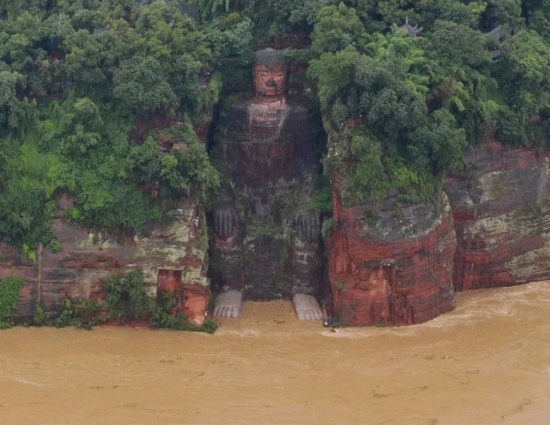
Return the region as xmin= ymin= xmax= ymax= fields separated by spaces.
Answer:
xmin=2 ymin=282 xmax=550 ymax=425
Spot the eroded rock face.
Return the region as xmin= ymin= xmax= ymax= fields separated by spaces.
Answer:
xmin=325 ymin=141 xmax=550 ymax=326
xmin=445 ymin=142 xmax=550 ymax=291
xmin=0 ymin=197 xmax=210 ymax=324
xmin=326 ymin=183 xmax=456 ymax=326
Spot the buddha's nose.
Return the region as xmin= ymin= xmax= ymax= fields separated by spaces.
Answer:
xmin=266 ymin=79 xmax=276 ymax=87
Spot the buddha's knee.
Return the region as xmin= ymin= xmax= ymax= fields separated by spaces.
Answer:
xmin=294 ymin=210 xmax=320 ymax=242
xmin=213 ymin=204 xmax=240 ymax=240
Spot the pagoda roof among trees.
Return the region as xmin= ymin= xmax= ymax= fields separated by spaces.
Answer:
xmin=487 ymin=25 xmax=515 ymax=60
xmin=399 ymin=18 xmax=423 ymax=37
xmin=487 ymin=25 xmax=504 ymax=41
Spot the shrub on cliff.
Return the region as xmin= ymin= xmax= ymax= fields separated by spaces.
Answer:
xmin=104 ymin=269 xmax=151 ymax=320
xmin=0 ymin=276 xmax=23 ymax=329
xmin=104 ymin=270 xmax=218 ymax=333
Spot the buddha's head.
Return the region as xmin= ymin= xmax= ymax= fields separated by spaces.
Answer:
xmin=253 ymin=48 xmax=287 ymax=102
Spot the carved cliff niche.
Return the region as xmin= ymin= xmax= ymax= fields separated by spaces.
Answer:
xmin=208 ymin=47 xmax=325 ymax=319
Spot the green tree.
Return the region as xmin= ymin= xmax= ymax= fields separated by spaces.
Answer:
xmin=0 ymin=141 xmax=62 ymax=249
xmin=0 ymin=276 xmax=23 ymax=327
xmin=0 ymin=70 xmax=31 ymax=131
xmin=424 ymin=20 xmax=493 ymax=141
xmin=494 ymin=30 xmax=550 ymax=145
xmin=311 ymin=3 xmax=367 ymax=55
xmin=113 ymin=56 xmax=177 ymax=117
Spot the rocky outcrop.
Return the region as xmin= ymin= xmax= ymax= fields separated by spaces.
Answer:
xmin=326 ymin=182 xmax=456 ymax=326
xmin=325 ymin=141 xmax=550 ymax=326
xmin=0 ymin=196 xmax=210 ymax=325
xmin=445 ymin=142 xmax=550 ymax=291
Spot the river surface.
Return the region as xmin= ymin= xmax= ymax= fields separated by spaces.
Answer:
xmin=1 ymin=281 xmax=550 ymax=425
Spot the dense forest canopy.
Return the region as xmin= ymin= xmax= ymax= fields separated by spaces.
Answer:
xmin=0 ymin=0 xmax=549 ymax=252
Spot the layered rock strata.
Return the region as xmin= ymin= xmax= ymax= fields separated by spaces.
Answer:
xmin=445 ymin=141 xmax=550 ymax=291
xmin=326 ymin=182 xmax=456 ymax=326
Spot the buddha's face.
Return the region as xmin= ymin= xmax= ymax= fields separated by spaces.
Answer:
xmin=253 ymin=63 xmax=287 ymax=100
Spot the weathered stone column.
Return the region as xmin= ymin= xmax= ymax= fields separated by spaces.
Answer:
xmin=326 ymin=179 xmax=456 ymax=326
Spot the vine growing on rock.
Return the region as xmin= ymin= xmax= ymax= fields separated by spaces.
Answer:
xmin=54 ymin=298 xmax=104 ymax=330
xmin=151 ymin=290 xmax=218 ymax=334
xmin=0 ymin=277 xmax=23 ymax=329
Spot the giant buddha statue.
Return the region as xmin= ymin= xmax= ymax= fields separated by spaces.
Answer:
xmin=252 ymin=48 xmax=287 ymax=101
xmin=209 ymin=48 xmax=324 ymax=320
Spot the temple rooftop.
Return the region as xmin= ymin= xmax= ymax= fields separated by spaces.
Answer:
xmin=399 ymin=17 xmax=423 ymax=37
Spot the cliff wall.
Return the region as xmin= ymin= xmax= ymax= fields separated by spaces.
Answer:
xmin=326 ymin=181 xmax=456 ymax=326
xmin=325 ymin=141 xmax=550 ymax=326
xmin=445 ymin=142 xmax=550 ymax=291
xmin=0 ymin=197 xmax=209 ymax=325
xmin=4 ymin=140 xmax=550 ymax=327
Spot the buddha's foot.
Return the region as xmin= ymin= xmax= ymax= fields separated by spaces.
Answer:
xmin=293 ymin=294 xmax=323 ymax=320
xmin=213 ymin=289 xmax=243 ymax=318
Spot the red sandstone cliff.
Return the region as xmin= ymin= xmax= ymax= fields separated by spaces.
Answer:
xmin=326 ymin=181 xmax=456 ymax=326
xmin=325 ymin=141 xmax=550 ymax=326
xmin=445 ymin=142 xmax=550 ymax=291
